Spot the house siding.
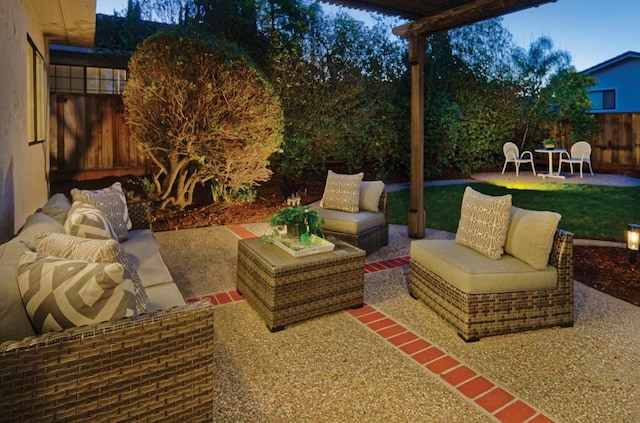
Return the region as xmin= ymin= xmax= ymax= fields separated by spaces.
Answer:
xmin=0 ymin=0 xmax=51 ymax=243
xmin=586 ymin=56 xmax=640 ymax=113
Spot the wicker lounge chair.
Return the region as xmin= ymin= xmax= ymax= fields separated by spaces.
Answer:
xmin=409 ymin=229 xmax=574 ymax=342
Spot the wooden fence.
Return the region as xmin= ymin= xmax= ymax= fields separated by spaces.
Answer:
xmin=591 ymin=113 xmax=640 ymax=169
xmin=49 ymin=94 xmax=147 ymax=180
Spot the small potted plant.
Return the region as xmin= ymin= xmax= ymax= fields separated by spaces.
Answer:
xmin=543 ymin=138 xmax=556 ymax=149
xmin=268 ymin=205 xmax=324 ymax=240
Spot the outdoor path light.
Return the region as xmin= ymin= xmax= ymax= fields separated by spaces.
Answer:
xmin=627 ymin=223 xmax=640 ymax=264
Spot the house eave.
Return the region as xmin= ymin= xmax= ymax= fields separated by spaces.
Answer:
xmin=31 ymin=0 xmax=96 ymax=47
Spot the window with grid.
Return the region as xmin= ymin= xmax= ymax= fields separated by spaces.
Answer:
xmin=589 ymin=89 xmax=616 ymax=110
xmin=50 ymin=65 xmax=127 ymax=94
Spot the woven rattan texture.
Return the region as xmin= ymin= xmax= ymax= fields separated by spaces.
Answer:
xmin=237 ymin=239 xmax=365 ymax=330
xmin=127 ymin=200 xmax=152 ymax=230
xmin=409 ymin=230 xmax=574 ymax=341
xmin=323 ymin=191 xmax=389 ymax=255
xmin=0 ymin=301 xmax=215 ymax=422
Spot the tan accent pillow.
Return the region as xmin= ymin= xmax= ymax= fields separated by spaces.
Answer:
xmin=359 ymin=181 xmax=385 ymax=212
xmin=34 ymin=232 xmax=149 ymax=313
xmin=18 ymin=252 xmax=136 ymax=333
xmin=71 ymin=182 xmax=131 ymax=241
xmin=455 ymin=186 xmax=512 ymax=260
xmin=505 ymin=206 xmax=561 ymax=270
xmin=64 ymin=201 xmax=118 ymax=241
xmin=320 ymin=171 xmax=364 ymax=213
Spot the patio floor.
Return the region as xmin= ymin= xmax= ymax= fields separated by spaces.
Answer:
xmin=154 ymin=212 xmax=640 ymax=422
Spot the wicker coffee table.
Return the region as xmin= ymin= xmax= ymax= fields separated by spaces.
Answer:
xmin=236 ymin=237 xmax=366 ymax=331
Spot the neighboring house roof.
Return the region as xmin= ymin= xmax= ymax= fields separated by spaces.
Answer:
xmin=582 ymin=51 xmax=640 ymax=75
xmin=33 ymin=0 xmax=96 ymax=47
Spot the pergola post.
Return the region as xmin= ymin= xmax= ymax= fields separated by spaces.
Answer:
xmin=408 ymin=34 xmax=425 ymax=239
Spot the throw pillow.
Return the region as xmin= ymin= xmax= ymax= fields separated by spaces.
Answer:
xmin=18 ymin=252 xmax=136 ymax=333
xmin=40 ymin=193 xmax=72 ymax=225
xmin=64 ymin=201 xmax=118 ymax=241
xmin=34 ymin=232 xmax=149 ymax=313
xmin=359 ymin=181 xmax=385 ymax=212
xmin=505 ymin=206 xmax=562 ymax=270
xmin=455 ymin=186 xmax=512 ymax=260
xmin=320 ymin=170 xmax=364 ymax=213
xmin=71 ymin=182 xmax=131 ymax=241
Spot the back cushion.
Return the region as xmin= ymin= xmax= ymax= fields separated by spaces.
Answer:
xmin=505 ymin=206 xmax=561 ymax=270
xmin=359 ymin=181 xmax=385 ymax=212
xmin=455 ymin=186 xmax=512 ymax=260
xmin=0 ymin=240 xmax=36 ymax=342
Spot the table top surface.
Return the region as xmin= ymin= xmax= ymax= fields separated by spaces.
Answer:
xmin=239 ymin=236 xmax=364 ymax=268
xmin=534 ymin=148 xmax=567 ymax=153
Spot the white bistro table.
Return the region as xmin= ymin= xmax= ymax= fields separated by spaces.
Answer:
xmin=534 ymin=148 xmax=567 ymax=179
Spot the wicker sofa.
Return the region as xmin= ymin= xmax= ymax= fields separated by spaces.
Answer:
xmin=309 ymin=182 xmax=388 ymax=255
xmin=0 ymin=194 xmax=215 ymax=421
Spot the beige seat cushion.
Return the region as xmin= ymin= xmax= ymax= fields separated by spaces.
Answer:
xmin=145 ymin=283 xmax=187 ymax=312
xmin=411 ymin=239 xmax=557 ymax=294
xmin=121 ymin=229 xmax=174 ymax=288
xmin=455 ymin=186 xmax=512 ymax=260
xmin=309 ymin=201 xmax=385 ymax=235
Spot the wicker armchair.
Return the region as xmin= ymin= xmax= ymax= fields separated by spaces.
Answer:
xmin=409 ymin=229 xmax=574 ymax=342
xmin=0 ymin=201 xmax=215 ymax=421
xmin=321 ymin=191 xmax=389 ymax=254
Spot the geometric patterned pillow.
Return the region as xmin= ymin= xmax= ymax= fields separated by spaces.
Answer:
xmin=34 ymin=232 xmax=149 ymax=313
xmin=71 ymin=182 xmax=131 ymax=241
xmin=17 ymin=252 xmax=136 ymax=333
xmin=320 ymin=170 xmax=364 ymax=213
xmin=64 ymin=201 xmax=118 ymax=241
xmin=455 ymin=186 xmax=512 ymax=260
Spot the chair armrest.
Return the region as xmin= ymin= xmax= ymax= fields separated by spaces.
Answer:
xmin=549 ymin=229 xmax=574 ymax=293
xmin=521 ymin=151 xmax=534 ymax=160
xmin=379 ymin=190 xmax=389 ymax=220
xmin=0 ymin=300 xmax=215 ymax=421
xmin=128 ymin=200 xmax=152 ymax=230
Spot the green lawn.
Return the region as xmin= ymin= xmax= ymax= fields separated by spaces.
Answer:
xmin=387 ymin=182 xmax=640 ymax=242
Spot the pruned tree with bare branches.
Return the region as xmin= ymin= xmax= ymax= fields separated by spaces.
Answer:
xmin=124 ymin=29 xmax=283 ymax=209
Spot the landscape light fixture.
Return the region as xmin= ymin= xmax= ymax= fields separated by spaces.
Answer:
xmin=626 ymin=223 xmax=640 ymax=264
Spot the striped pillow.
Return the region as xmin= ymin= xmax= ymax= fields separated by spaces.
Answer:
xmin=72 ymin=182 xmax=131 ymax=241
xmin=64 ymin=201 xmax=118 ymax=241
xmin=18 ymin=252 xmax=136 ymax=333
xmin=34 ymin=232 xmax=149 ymax=313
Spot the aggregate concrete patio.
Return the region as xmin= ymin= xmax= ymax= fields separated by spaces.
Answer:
xmin=155 ymin=219 xmax=640 ymax=422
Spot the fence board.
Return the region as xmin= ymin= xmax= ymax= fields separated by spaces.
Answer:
xmin=50 ymin=94 xmax=146 ymax=179
xmin=592 ymin=113 xmax=640 ymax=166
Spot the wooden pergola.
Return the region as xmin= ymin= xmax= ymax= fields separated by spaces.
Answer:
xmin=321 ymin=0 xmax=556 ymax=238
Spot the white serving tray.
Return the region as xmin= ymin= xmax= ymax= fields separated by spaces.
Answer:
xmin=273 ymin=234 xmax=335 ymax=257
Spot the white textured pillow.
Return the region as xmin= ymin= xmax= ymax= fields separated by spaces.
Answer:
xmin=64 ymin=201 xmax=118 ymax=241
xmin=34 ymin=232 xmax=149 ymax=313
xmin=455 ymin=186 xmax=512 ymax=260
xmin=320 ymin=171 xmax=364 ymax=213
xmin=505 ymin=207 xmax=561 ymax=270
xmin=71 ymin=182 xmax=131 ymax=241
xmin=359 ymin=181 xmax=385 ymax=212
xmin=18 ymin=252 xmax=136 ymax=333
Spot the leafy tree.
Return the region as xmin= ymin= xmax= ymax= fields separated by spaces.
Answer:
xmin=123 ymin=29 xmax=283 ymax=209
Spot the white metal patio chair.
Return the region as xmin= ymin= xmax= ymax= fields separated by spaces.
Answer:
xmin=558 ymin=141 xmax=594 ymax=178
xmin=501 ymin=142 xmax=536 ymax=177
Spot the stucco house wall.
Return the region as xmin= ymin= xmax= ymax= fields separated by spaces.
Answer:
xmin=0 ymin=0 xmax=50 ymax=243
xmin=0 ymin=0 xmax=95 ymax=244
